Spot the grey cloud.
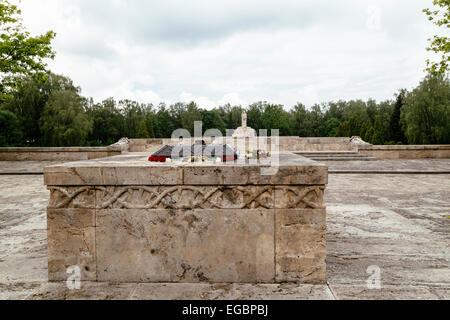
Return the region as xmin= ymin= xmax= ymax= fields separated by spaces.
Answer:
xmin=72 ymin=0 xmax=361 ymax=45
xmin=21 ymin=0 xmax=434 ymax=109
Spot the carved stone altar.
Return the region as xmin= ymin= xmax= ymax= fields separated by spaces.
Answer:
xmin=44 ymin=152 xmax=328 ymax=284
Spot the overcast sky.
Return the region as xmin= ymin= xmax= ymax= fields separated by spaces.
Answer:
xmin=18 ymin=0 xmax=439 ymax=109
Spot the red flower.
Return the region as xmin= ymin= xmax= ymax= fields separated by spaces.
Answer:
xmin=148 ymin=156 xmax=154 ymax=162
xmin=159 ymin=157 xmax=167 ymax=163
xmin=222 ymin=155 xmax=236 ymax=162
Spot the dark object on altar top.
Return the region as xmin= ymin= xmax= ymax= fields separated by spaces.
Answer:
xmin=150 ymin=142 xmax=238 ymax=161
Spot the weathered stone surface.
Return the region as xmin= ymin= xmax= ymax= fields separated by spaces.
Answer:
xmin=44 ymin=165 xmax=184 ymax=186
xmin=42 ymin=152 xmax=328 ymax=284
xmin=130 ymin=283 xmax=232 ymax=300
xmin=43 ymin=153 xmax=328 ymax=186
xmin=274 ymin=186 xmax=325 ymax=209
xmin=96 ymin=209 xmax=275 ymax=283
xmin=183 ymin=165 xmax=328 ymax=185
xmin=47 ymin=209 xmax=96 ymax=281
xmin=95 ymin=186 xmax=275 ymax=210
xmin=46 ymin=184 xmax=327 ymax=210
xmin=275 ymin=209 xmax=326 ymax=284
xmin=329 ymin=284 xmax=440 ymax=300
xmin=48 ymin=186 xmax=96 ymax=209
xmin=28 ymin=282 xmax=137 ymax=300
xmin=1 ymin=163 xmax=450 ymax=299
xmin=0 ymin=282 xmax=42 ymax=300
xmin=357 ymin=145 xmax=450 ymax=160
xmin=327 ymin=254 xmax=450 ymax=287
xmin=0 ymin=147 xmax=120 ymax=161
xmin=230 ymin=283 xmax=334 ymax=300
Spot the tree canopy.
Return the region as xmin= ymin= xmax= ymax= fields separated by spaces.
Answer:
xmin=0 ymin=0 xmax=55 ymax=99
xmin=0 ymin=1 xmax=448 ymax=147
xmin=423 ymin=0 xmax=450 ymax=75
xmin=402 ymin=73 xmax=450 ymax=144
xmin=0 ymin=70 xmax=448 ymax=147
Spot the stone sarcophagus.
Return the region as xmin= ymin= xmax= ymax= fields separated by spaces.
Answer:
xmin=44 ymin=153 xmax=328 ymax=284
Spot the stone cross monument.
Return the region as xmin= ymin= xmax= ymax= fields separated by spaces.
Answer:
xmin=232 ymin=112 xmax=256 ymax=138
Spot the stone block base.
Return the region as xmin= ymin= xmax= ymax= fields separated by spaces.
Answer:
xmin=47 ymin=190 xmax=326 ymax=284
xmin=45 ymin=152 xmax=328 ymax=284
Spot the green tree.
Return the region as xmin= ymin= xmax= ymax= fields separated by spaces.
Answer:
xmin=0 ymin=1 xmax=55 ymax=99
xmin=325 ymin=117 xmax=340 ymax=137
xmin=40 ymin=89 xmax=92 ymax=146
xmin=155 ymin=104 xmax=176 ymax=138
xmin=246 ymin=102 xmax=264 ymax=132
xmin=360 ymin=120 xmax=374 ymax=142
xmin=86 ymin=98 xmax=124 ymax=145
xmin=136 ymin=118 xmax=149 ymax=138
xmin=402 ymin=73 xmax=450 ymax=144
xmin=0 ymin=109 xmax=22 ymax=146
xmin=371 ymin=116 xmax=384 ymax=145
xmin=348 ymin=115 xmax=362 ymax=137
xmin=260 ymin=103 xmax=291 ymax=136
xmin=290 ymin=103 xmax=309 ymax=137
xmin=146 ymin=114 xmax=155 ymax=138
xmin=423 ymin=0 xmax=450 ymax=75
xmin=168 ymin=102 xmax=185 ymax=130
xmin=201 ymin=109 xmax=226 ymax=135
xmin=2 ymin=73 xmax=77 ymax=145
xmin=218 ymin=104 xmax=243 ymax=131
xmin=389 ymin=91 xmax=407 ymax=143
xmin=180 ymin=102 xmax=202 ymax=136
xmin=335 ymin=121 xmax=351 ymax=137
xmin=120 ymin=100 xmax=147 ymax=138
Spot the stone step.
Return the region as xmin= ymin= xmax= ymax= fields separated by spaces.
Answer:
xmin=306 ymin=154 xmax=371 ymax=158
xmin=308 ymin=157 xmax=378 ymax=161
xmin=296 ymin=152 xmax=361 ymax=157
xmin=295 ymin=151 xmax=378 ymax=161
xmin=303 ymin=154 xmax=371 ymax=159
xmin=296 ymin=152 xmax=360 ymax=158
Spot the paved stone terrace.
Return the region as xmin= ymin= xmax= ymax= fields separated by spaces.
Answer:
xmin=0 ymin=159 xmax=449 ymax=300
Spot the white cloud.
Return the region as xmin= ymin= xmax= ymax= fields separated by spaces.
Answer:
xmin=17 ymin=0 xmax=438 ymax=109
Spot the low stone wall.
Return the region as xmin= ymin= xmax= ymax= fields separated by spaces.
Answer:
xmin=129 ymin=137 xmax=353 ymax=153
xmin=286 ymin=137 xmax=353 ymax=152
xmin=357 ymin=145 xmax=450 ymax=159
xmin=0 ymin=147 xmax=122 ymax=161
xmin=129 ymin=139 xmax=164 ymax=152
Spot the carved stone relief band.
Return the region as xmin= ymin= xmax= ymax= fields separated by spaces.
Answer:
xmin=48 ymin=185 xmax=325 ymax=210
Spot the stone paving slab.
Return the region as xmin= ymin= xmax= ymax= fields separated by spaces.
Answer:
xmin=2 ymin=159 xmax=450 ymax=175
xmin=328 ymin=284 xmax=441 ymax=300
xmin=325 ymin=159 xmax=450 ymax=172
xmin=23 ymin=282 xmax=334 ymax=300
xmin=0 ymin=161 xmax=63 ymax=174
xmin=28 ymin=282 xmax=138 ymax=300
xmin=0 ymin=160 xmax=449 ymax=299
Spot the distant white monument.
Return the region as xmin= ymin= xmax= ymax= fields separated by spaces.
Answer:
xmin=232 ymin=112 xmax=256 ymax=138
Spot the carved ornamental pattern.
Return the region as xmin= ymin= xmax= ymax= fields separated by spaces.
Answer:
xmin=49 ymin=185 xmax=325 ymax=210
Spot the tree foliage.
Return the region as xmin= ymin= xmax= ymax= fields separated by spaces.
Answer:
xmin=0 ymin=0 xmax=55 ymax=98
xmin=0 ymin=108 xmax=21 ymax=146
xmin=39 ymin=87 xmax=92 ymax=147
xmin=402 ymin=73 xmax=450 ymax=144
xmin=389 ymin=91 xmax=407 ymax=144
xmin=423 ymin=0 xmax=450 ymax=75
xmin=0 ymin=71 xmax=448 ymax=147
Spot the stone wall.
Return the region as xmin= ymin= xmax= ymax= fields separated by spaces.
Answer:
xmin=357 ymin=145 xmax=450 ymax=159
xmin=129 ymin=137 xmax=354 ymax=153
xmin=0 ymin=146 xmax=122 ymax=161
